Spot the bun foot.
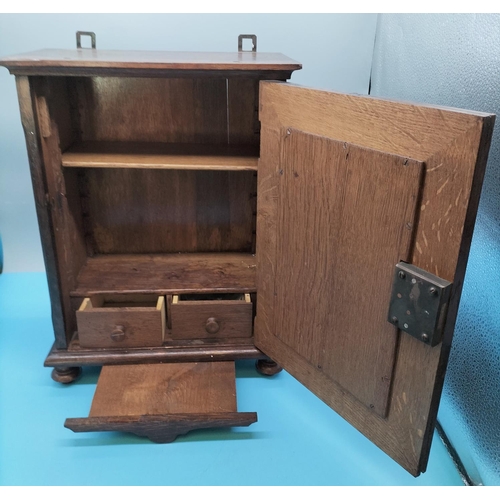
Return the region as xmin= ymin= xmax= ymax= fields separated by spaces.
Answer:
xmin=255 ymin=359 xmax=283 ymax=376
xmin=51 ymin=367 xmax=82 ymax=384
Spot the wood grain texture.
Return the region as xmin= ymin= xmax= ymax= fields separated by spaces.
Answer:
xmin=81 ymin=168 xmax=256 ymax=254
xmin=30 ymin=77 xmax=87 ymax=346
xmin=273 ymin=130 xmax=423 ymax=416
xmin=0 ymin=49 xmax=301 ymax=76
xmin=75 ymin=77 xmax=228 ymax=143
xmin=62 ymin=141 xmax=259 ymax=170
xmin=256 ymin=81 xmax=495 ymax=475
xmin=45 ymin=341 xmax=263 ymax=367
xmin=171 ymin=294 xmax=253 ymax=340
xmin=64 ymin=413 xmax=258 ymax=443
xmin=72 ymin=253 xmax=257 ymax=296
xmin=15 ymin=76 xmax=67 ymax=348
xmin=76 ymin=295 xmax=165 ymax=348
xmin=255 ymin=125 xmax=281 ymax=354
xmin=64 ymin=362 xmax=257 ymax=442
xmin=90 ymin=363 xmax=237 ymax=415
xmin=228 ymin=79 xmax=260 ymax=146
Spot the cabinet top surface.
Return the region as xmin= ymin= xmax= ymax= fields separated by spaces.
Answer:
xmin=0 ymin=49 xmax=302 ymax=75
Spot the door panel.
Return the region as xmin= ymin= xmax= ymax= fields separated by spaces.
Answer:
xmin=274 ymin=129 xmax=423 ymax=416
xmin=255 ymin=81 xmax=494 ymax=475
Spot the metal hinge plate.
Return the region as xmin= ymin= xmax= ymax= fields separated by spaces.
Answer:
xmin=387 ymin=262 xmax=452 ymax=347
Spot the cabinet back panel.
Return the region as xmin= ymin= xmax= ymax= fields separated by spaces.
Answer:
xmin=82 ymin=168 xmax=256 ymax=254
xmin=227 ymin=78 xmax=260 ymax=146
xmin=74 ymin=77 xmax=228 ymax=143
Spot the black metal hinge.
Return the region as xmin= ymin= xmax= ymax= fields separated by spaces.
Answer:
xmin=387 ymin=262 xmax=452 ymax=347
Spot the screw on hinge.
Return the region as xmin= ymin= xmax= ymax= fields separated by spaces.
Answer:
xmin=398 ymin=271 xmax=406 ymax=279
xmin=429 ymin=287 xmax=438 ymax=296
xmin=391 ymin=316 xmax=398 ymax=324
xmin=421 ymin=333 xmax=429 ymax=343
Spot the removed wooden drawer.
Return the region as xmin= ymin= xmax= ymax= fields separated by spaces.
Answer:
xmin=76 ymin=294 xmax=165 ymax=348
xmin=170 ymin=293 xmax=253 ymax=339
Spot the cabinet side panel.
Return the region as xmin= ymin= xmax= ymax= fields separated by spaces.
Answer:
xmin=31 ymin=77 xmax=87 ymax=346
xmin=76 ymin=77 xmax=228 ymax=144
xmin=15 ymin=76 xmax=67 ymax=347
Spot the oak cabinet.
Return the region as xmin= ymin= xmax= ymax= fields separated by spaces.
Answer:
xmin=0 ymin=33 xmax=494 ymax=477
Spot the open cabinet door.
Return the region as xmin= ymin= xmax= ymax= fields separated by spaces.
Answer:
xmin=255 ymin=81 xmax=494 ymax=476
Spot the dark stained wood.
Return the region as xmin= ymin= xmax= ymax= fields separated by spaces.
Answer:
xmin=45 ymin=341 xmax=263 ymax=367
xmin=75 ymin=77 xmax=228 ymax=144
xmin=82 ymin=169 xmax=255 ymax=254
xmin=65 ymin=413 xmax=258 ymax=443
xmin=64 ymin=362 xmax=257 ymax=442
xmin=51 ymin=366 xmax=82 ymax=384
xmin=31 ymin=77 xmax=88 ymax=346
xmin=255 ymin=360 xmax=283 ymax=376
xmin=228 ymin=79 xmax=260 ymax=146
xmin=227 ymin=79 xmax=260 ymax=250
xmin=0 ymin=49 xmax=301 ymax=77
xmin=256 ymin=81 xmax=495 ymax=476
xmin=166 ymin=294 xmax=173 ymax=331
xmin=171 ymin=294 xmax=253 ymax=340
xmin=272 ymin=131 xmax=423 ymax=416
xmin=69 ymin=78 xmax=259 ymax=255
xmin=15 ymin=76 xmax=68 ymax=348
xmin=72 ymin=253 xmax=257 ymax=296
xmin=62 ymin=141 xmax=259 ymax=171
xmin=76 ymin=296 xmax=165 ymax=348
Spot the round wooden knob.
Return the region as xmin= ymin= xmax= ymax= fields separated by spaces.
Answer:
xmin=111 ymin=326 xmax=125 ymax=342
xmin=205 ymin=317 xmax=220 ymax=334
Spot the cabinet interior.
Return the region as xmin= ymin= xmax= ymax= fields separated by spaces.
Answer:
xmin=38 ymin=75 xmax=260 ymax=341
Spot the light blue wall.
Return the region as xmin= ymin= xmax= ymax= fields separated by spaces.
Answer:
xmin=0 ymin=13 xmax=377 ymax=272
xmin=371 ymin=13 xmax=500 ymax=485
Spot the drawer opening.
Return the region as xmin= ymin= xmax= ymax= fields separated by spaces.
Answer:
xmin=80 ymin=294 xmax=162 ymax=311
xmin=175 ymin=293 xmax=248 ymax=302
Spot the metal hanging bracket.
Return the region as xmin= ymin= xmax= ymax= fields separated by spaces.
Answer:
xmin=238 ymin=34 xmax=257 ymax=52
xmin=387 ymin=262 xmax=452 ymax=347
xmin=76 ymin=31 xmax=96 ymax=49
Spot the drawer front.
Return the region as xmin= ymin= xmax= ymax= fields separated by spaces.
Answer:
xmin=170 ymin=294 xmax=253 ymax=340
xmin=77 ymin=295 xmax=165 ymax=348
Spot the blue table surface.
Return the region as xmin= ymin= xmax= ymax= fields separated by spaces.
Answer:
xmin=0 ymin=272 xmax=463 ymax=486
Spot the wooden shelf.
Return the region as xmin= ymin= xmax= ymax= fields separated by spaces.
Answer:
xmin=62 ymin=142 xmax=259 ymax=171
xmin=71 ymin=253 xmax=257 ymax=297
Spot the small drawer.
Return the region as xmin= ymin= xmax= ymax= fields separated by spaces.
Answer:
xmin=76 ymin=295 xmax=165 ymax=348
xmin=170 ymin=293 xmax=253 ymax=340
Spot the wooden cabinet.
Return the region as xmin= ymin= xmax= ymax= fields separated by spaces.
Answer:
xmin=0 ymin=34 xmax=494 ymax=477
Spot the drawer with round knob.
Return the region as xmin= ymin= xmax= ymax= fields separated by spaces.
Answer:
xmin=170 ymin=293 xmax=253 ymax=340
xmin=76 ymin=294 xmax=166 ymax=348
